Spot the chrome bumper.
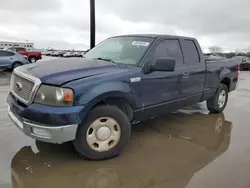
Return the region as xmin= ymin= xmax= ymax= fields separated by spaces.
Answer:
xmin=8 ymin=106 xmax=78 ymax=144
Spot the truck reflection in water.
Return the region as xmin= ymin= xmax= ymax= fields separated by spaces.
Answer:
xmin=11 ymin=106 xmax=232 ymax=188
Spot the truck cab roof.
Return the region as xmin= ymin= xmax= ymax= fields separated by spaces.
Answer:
xmin=110 ymin=34 xmax=196 ymax=40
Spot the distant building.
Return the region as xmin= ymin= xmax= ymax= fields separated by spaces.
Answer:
xmin=0 ymin=41 xmax=34 ymax=51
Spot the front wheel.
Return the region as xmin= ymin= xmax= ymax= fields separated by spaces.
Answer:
xmin=207 ymin=83 xmax=228 ymax=113
xmin=73 ymin=105 xmax=131 ymax=160
xmin=12 ymin=62 xmax=22 ymax=70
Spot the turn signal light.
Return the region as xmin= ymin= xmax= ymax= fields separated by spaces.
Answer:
xmin=64 ymin=89 xmax=73 ymax=102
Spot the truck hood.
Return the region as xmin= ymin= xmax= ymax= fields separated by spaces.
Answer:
xmin=18 ymin=58 xmax=128 ymax=85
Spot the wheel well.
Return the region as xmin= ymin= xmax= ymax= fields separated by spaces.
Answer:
xmin=12 ymin=61 xmax=22 ymax=68
xmin=221 ymin=77 xmax=230 ymax=91
xmin=93 ymin=98 xmax=134 ymax=122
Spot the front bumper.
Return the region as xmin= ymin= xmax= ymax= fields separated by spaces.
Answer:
xmin=8 ymin=106 xmax=78 ymax=144
xmin=7 ymin=93 xmax=86 ymax=144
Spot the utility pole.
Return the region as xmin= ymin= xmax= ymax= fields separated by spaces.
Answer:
xmin=90 ymin=0 xmax=96 ymax=49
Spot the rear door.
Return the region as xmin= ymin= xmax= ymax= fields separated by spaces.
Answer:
xmin=180 ymin=39 xmax=206 ymax=104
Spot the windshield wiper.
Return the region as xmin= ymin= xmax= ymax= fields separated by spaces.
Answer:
xmin=94 ymin=57 xmax=116 ymax=64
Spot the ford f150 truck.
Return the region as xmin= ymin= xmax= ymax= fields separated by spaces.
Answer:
xmin=8 ymin=47 xmax=42 ymax=63
xmin=7 ymin=34 xmax=239 ymax=160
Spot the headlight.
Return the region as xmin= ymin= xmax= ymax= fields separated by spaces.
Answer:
xmin=34 ymin=85 xmax=74 ymax=106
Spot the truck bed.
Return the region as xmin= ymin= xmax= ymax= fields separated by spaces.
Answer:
xmin=205 ymin=59 xmax=239 ymax=93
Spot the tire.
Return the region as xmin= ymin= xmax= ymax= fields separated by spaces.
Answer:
xmin=207 ymin=83 xmax=228 ymax=113
xmin=73 ymin=105 xmax=131 ymax=160
xmin=29 ymin=57 xmax=36 ymax=63
xmin=12 ymin=62 xmax=22 ymax=70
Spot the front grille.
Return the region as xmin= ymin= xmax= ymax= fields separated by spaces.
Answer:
xmin=10 ymin=73 xmax=35 ymax=102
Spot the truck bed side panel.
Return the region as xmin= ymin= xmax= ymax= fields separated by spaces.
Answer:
xmin=201 ymin=59 xmax=239 ymax=101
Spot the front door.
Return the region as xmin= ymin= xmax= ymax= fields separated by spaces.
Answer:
xmin=138 ymin=39 xmax=188 ymax=118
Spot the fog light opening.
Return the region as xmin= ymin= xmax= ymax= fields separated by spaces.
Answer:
xmin=32 ymin=128 xmax=51 ymax=138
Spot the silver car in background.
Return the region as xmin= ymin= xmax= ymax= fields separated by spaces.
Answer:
xmin=0 ymin=50 xmax=30 ymax=70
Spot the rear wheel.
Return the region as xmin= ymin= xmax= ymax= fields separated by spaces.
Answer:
xmin=73 ymin=105 xmax=131 ymax=160
xmin=12 ymin=62 xmax=22 ymax=70
xmin=29 ymin=57 xmax=36 ymax=63
xmin=207 ymin=83 xmax=228 ymax=113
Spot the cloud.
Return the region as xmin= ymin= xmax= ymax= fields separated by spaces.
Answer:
xmin=97 ymin=0 xmax=250 ymax=51
xmin=0 ymin=0 xmax=249 ymax=51
xmin=98 ymin=0 xmax=250 ymax=35
xmin=0 ymin=0 xmax=62 ymax=12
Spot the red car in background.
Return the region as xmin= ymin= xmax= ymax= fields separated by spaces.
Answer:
xmin=7 ymin=47 xmax=42 ymax=63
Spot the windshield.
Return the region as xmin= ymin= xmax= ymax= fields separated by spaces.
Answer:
xmin=84 ymin=37 xmax=153 ymax=66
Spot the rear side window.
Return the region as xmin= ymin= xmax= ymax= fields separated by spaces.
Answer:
xmin=0 ymin=51 xmax=14 ymax=56
xmin=151 ymin=39 xmax=183 ymax=65
xmin=182 ymin=40 xmax=200 ymax=65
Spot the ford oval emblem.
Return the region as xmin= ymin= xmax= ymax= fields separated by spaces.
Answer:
xmin=16 ymin=82 xmax=23 ymax=91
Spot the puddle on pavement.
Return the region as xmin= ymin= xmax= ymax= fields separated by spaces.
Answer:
xmin=10 ymin=105 xmax=232 ymax=188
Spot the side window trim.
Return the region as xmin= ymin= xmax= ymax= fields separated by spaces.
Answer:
xmin=176 ymin=39 xmax=185 ymax=66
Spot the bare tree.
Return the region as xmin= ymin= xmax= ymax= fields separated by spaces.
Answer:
xmin=209 ymin=46 xmax=223 ymax=54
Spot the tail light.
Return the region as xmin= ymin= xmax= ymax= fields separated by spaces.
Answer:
xmin=237 ymin=64 xmax=240 ymax=76
xmin=23 ymin=55 xmax=28 ymax=59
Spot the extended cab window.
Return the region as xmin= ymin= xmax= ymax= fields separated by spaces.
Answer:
xmin=84 ymin=37 xmax=153 ymax=66
xmin=151 ymin=39 xmax=183 ymax=65
xmin=182 ymin=40 xmax=200 ymax=64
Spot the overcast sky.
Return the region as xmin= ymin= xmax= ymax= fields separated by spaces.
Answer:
xmin=0 ymin=0 xmax=249 ymax=52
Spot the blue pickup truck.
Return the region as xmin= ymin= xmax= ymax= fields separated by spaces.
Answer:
xmin=7 ymin=34 xmax=239 ymax=160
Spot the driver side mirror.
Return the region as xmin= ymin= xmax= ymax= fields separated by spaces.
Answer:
xmin=154 ymin=58 xmax=176 ymax=71
xmin=145 ymin=58 xmax=175 ymax=73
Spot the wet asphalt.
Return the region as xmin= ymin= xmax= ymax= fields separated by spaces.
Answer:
xmin=0 ymin=67 xmax=250 ymax=188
